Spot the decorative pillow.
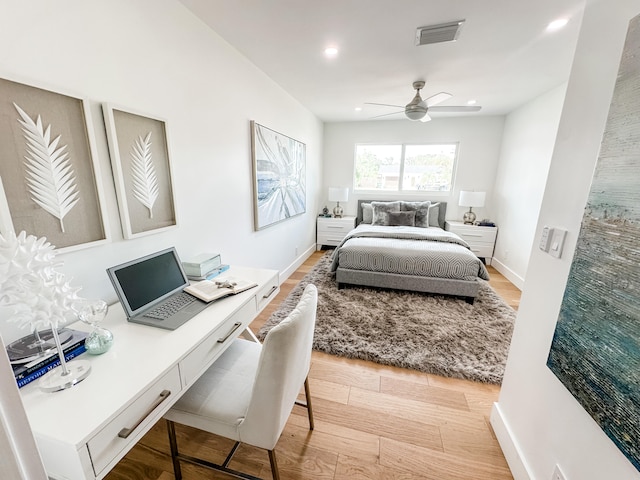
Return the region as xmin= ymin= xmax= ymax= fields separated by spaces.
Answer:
xmin=371 ymin=201 xmax=401 ymax=226
xmin=400 ymin=201 xmax=431 ymax=228
xmin=428 ymin=202 xmax=441 ymax=227
xmin=361 ymin=203 xmax=373 ymax=224
xmin=388 ymin=211 xmax=416 ymax=227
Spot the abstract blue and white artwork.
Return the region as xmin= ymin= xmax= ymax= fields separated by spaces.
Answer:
xmin=547 ymin=14 xmax=640 ymax=472
xmin=250 ymin=121 xmax=306 ymax=230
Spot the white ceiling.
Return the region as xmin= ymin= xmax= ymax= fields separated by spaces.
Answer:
xmin=179 ymin=0 xmax=585 ymax=122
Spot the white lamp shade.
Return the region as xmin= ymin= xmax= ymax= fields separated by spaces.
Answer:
xmin=459 ymin=191 xmax=486 ymax=208
xmin=328 ymin=187 xmax=349 ymax=202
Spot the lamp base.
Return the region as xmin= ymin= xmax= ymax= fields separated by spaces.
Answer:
xmin=333 ymin=203 xmax=344 ymax=218
xmin=463 ymin=209 xmax=476 ymax=225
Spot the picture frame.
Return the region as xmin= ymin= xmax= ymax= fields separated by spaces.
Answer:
xmin=103 ymin=104 xmax=177 ymax=239
xmin=0 ymin=76 xmax=110 ymax=252
xmin=250 ymin=121 xmax=306 ymax=230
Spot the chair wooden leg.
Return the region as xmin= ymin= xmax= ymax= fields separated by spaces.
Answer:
xmin=294 ymin=376 xmax=315 ymax=431
xmin=268 ymin=449 xmax=280 ymax=480
xmin=166 ymin=420 xmax=183 ymax=480
xmin=303 ymin=377 xmax=314 ymax=431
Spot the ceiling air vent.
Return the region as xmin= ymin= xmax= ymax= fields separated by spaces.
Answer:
xmin=415 ymin=20 xmax=465 ymax=46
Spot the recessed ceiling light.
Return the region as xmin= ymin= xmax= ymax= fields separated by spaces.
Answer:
xmin=467 ymin=100 xmax=477 ymax=105
xmin=354 ymin=107 xmax=362 ymax=112
xmin=324 ymin=47 xmax=338 ymax=57
xmin=547 ymin=18 xmax=569 ymax=31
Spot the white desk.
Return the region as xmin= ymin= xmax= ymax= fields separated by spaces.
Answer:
xmin=20 ymin=266 xmax=279 ymax=480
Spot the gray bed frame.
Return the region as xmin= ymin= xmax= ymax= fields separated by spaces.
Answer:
xmin=335 ymin=199 xmax=480 ymax=304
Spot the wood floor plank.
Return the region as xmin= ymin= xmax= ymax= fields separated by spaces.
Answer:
xmin=312 ymin=397 xmax=443 ymax=452
xmin=380 ymin=375 xmax=469 ymax=412
xmin=379 ymin=436 xmax=513 ymax=480
xmin=347 ymin=386 xmax=487 ymax=431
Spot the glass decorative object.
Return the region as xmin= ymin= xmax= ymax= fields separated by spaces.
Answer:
xmin=0 ymin=230 xmax=92 ymax=392
xmin=75 ymin=299 xmax=113 ymax=355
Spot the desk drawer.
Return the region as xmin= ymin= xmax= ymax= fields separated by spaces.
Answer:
xmin=179 ymin=299 xmax=256 ymax=387
xmin=255 ymin=272 xmax=279 ymax=313
xmin=88 ymin=366 xmax=181 ymax=477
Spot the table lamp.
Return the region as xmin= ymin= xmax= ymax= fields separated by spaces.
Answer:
xmin=459 ymin=191 xmax=486 ymax=224
xmin=328 ymin=187 xmax=349 ymax=218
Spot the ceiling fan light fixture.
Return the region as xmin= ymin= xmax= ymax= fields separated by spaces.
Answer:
xmin=405 ymin=107 xmax=427 ymax=121
xmin=415 ymin=20 xmax=465 ymax=46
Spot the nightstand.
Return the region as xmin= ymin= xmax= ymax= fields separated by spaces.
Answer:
xmin=317 ymin=216 xmax=356 ymax=250
xmin=445 ymin=220 xmax=498 ymax=265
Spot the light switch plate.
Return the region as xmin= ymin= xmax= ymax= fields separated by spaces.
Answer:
xmin=549 ymin=228 xmax=567 ymax=258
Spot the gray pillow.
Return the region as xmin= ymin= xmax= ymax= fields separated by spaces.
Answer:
xmin=401 ymin=201 xmax=431 ymax=228
xmin=361 ymin=203 xmax=373 ymax=224
xmin=371 ymin=201 xmax=401 ymax=225
xmin=388 ymin=211 xmax=416 ymax=227
xmin=428 ymin=202 xmax=441 ymax=227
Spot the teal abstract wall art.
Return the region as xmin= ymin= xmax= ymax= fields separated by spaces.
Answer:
xmin=547 ymin=14 xmax=640 ymax=471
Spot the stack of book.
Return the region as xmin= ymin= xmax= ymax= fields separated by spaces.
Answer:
xmin=182 ymin=252 xmax=230 ymax=281
xmin=11 ymin=329 xmax=88 ymax=388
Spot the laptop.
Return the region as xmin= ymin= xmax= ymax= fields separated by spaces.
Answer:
xmin=106 ymin=247 xmax=209 ymax=330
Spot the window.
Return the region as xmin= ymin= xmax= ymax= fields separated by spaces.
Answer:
xmin=354 ymin=143 xmax=458 ymax=192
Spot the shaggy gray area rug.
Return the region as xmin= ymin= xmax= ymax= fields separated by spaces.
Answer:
xmin=258 ymin=251 xmax=516 ymax=384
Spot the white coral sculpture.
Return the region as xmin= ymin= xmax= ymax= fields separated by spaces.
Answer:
xmin=14 ymin=103 xmax=80 ymax=233
xmin=130 ymin=131 xmax=159 ymax=219
xmin=0 ymin=230 xmax=81 ymax=331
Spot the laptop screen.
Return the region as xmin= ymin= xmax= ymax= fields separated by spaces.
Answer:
xmin=107 ymin=247 xmax=189 ymax=318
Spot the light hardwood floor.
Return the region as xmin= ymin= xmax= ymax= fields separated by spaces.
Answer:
xmin=105 ymin=251 xmax=521 ymax=480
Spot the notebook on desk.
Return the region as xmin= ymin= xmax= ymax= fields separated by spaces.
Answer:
xmin=106 ymin=247 xmax=210 ymax=330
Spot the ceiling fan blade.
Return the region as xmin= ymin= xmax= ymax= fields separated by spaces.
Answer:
xmin=369 ymin=111 xmax=404 ymax=119
xmin=428 ymin=105 xmax=482 ymax=112
xmin=424 ymin=92 xmax=452 ymax=107
xmin=420 ymin=113 xmax=432 ymax=123
xmin=364 ymin=102 xmax=404 ymax=108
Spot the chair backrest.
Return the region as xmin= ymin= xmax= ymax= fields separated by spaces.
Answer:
xmin=239 ymin=284 xmax=318 ymax=449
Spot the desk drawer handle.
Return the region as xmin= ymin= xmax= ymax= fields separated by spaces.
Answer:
xmin=262 ymin=285 xmax=278 ymax=299
xmin=217 ymin=321 xmax=242 ymax=343
xmin=118 ymin=389 xmax=171 ymax=439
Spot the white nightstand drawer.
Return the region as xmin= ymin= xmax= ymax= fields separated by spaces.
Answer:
xmin=317 ymin=220 xmax=354 ymax=234
xmin=454 ymin=229 xmax=496 ymax=244
xmin=317 ymin=233 xmax=348 ymax=246
xmin=468 ymin=244 xmax=496 ymax=258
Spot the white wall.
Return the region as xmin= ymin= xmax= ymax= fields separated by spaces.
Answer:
xmin=322 ymin=117 xmax=505 ymax=221
xmin=492 ymin=1 xmax=640 ymax=479
xmin=491 ymin=85 xmax=567 ymax=289
xmin=0 ymin=0 xmax=323 ymax=343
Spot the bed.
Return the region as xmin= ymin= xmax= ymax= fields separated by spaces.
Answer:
xmin=330 ymin=199 xmax=489 ymax=304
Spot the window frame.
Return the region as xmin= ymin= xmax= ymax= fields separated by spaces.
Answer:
xmin=352 ymin=142 xmax=460 ymax=195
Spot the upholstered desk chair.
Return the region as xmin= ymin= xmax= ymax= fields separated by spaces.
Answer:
xmin=164 ymin=283 xmax=318 ymax=480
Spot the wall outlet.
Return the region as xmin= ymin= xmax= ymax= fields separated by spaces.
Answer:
xmin=295 ymin=246 xmax=299 ymax=256
xmin=552 ymin=464 xmax=566 ymax=480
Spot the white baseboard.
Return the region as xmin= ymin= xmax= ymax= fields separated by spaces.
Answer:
xmin=490 ymin=403 xmax=533 ymax=480
xmin=280 ymin=244 xmax=316 ymax=283
xmin=491 ymin=258 xmax=525 ymax=290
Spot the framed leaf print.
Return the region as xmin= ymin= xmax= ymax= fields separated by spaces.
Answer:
xmin=103 ymin=104 xmax=177 ymax=239
xmin=0 ymin=76 xmax=110 ymax=252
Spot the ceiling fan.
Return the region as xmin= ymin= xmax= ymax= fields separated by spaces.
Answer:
xmin=365 ymin=81 xmax=481 ymax=122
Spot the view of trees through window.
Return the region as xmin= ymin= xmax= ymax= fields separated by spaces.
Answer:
xmin=354 ymin=143 xmax=458 ymax=192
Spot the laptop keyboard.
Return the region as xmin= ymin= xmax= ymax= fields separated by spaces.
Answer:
xmin=144 ymin=292 xmax=196 ymax=320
